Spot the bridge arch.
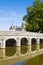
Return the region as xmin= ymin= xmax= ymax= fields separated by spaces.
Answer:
xmin=20 ymin=37 xmax=28 ymax=54
xmin=5 ymin=38 xmax=17 ymax=56
xmin=31 ymin=38 xmax=37 ymax=51
xmin=4 ymin=37 xmax=17 ymax=48
xmin=31 ymin=38 xmax=37 ymax=44
xmin=5 ymin=38 xmax=17 ymax=47
xmin=20 ymin=37 xmax=28 ymax=45
xmin=40 ymin=38 xmax=43 ymax=49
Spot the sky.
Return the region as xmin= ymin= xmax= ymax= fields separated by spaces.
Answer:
xmin=12 ymin=61 xmax=24 ymax=65
xmin=0 ymin=0 xmax=34 ymax=30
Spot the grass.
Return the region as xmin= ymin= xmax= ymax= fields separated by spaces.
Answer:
xmin=23 ymin=54 xmax=43 ymax=65
xmin=5 ymin=46 xmax=16 ymax=56
xmin=20 ymin=45 xmax=28 ymax=54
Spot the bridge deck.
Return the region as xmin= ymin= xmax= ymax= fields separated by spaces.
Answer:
xmin=0 ymin=31 xmax=43 ymax=36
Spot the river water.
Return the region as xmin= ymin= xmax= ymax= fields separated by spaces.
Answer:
xmin=0 ymin=44 xmax=40 ymax=65
xmin=0 ymin=46 xmax=27 ymax=65
xmin=12 ymin=61 xmax=25 ymax=65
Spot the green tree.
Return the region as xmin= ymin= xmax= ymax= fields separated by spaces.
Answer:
xmin=23 ymin=0 xmax=43 ymax=32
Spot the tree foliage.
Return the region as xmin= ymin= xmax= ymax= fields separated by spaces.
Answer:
xmin=23 ymin=0 xmax=43 ymax=32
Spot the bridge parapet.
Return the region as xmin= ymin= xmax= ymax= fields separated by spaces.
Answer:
xmin=0 ymin=31 xmax=43 ymax=37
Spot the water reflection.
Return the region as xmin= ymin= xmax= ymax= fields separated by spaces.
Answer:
xmin=0 ymin=48 xmax=5 ymax=57
xmin=0 ymin=44 xmax=43 ymax=65
xmin=5 ymin=46 xmax=16 ymax=56
xmin=0 ymin=44 xmax=42 ymax=58
xmin=0 ymin=44 xmax=40 ymax=57
xmin=0 ymin=45 xmax=29 ymax=58
xmin=21 ymin=45 xmax=28 ymax=54
xmin=0 ymin=46 xmax=26 ymax=65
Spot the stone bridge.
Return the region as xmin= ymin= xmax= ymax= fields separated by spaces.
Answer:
xmin=0 ymin=31 xmax=43 ymax=58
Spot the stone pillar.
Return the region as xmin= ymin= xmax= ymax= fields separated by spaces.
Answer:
xmin=0 ymin=49 xmax=5 ymax=57
xmin=36 ymin=38 xmax=40 ymax=50
xmin=17 ymin=37 xmax=21 ymax=46
xmin=28 ymin=38 xmax=31 ymax=53
xmin=0 ymin=41 xmax=1 ymax=48
xmin=0 ymin=40 xmax=6 ymax=57
xmin=16 ymin=46 xmax=21 ymax=55
xmin=1 ymin=41 xmax=5 ymax=48
xmin=16 ymin=37 xmax=21 ymax=55
xmin=0 ymin=39 xmax=5 ymax=48
xmin=2 ymin=49 xmax=5 ymax=57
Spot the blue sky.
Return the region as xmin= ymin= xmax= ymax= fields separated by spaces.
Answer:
xmin=0 ymin=0 xmax=34 ymax=30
